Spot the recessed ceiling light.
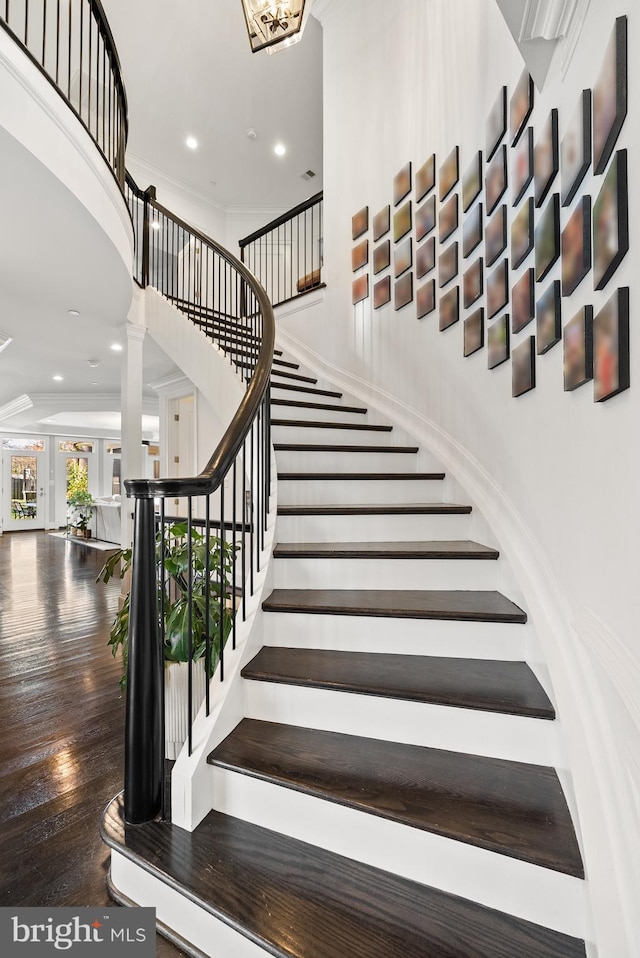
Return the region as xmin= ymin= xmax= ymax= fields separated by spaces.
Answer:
xmin=186 ymin=136 xmax=198 ymax=150
xmin=91 ymin=381 xmax=100 ymax=386
xmin=111 ymin=343 xmax=123 ymax=352
xmin=68 ymin=309 xmax=80 ymax=317
xmin=53 ymin=375 xmax=63 ymax=381
xmin=246 ymin=129 xmax=257 ymax=140
xmin=151 ymin=220 xmax=161 ymax=231
xmin=274 ymin=143 xmax=286 ymax=157
xmin=87 ymin=359 xmax=100 ymax=368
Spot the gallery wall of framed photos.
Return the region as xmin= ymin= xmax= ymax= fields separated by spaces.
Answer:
xmin=350 ymin=15 xmax=629 ymax=404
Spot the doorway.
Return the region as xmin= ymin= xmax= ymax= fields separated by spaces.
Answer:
xmin=2 ymin=438 xmax=47 ymax=531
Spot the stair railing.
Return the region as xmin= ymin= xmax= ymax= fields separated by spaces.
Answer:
xmin=0 ymin=0 xmax=128 ymax=188
xmin=123 ymin=177 xmax=275 ymax=826
xmin=239 ymin=191 xmax=324 ymax=308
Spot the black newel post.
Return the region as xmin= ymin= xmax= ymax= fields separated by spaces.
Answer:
xmin=124 ymin=496 xmax=163 ymax=824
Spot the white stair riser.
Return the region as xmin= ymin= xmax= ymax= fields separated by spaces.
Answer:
xmin=273 ymin=450 xmax=422 ymax=473
xmin=276 ymin=511 xmax=471 ymax=542
xmin=209 ymin=768 xmax=588 ymax=941
xmin=262 ymin=610 xmax=529 ymax=660
xmin=273 ymin=556 xmax=498 ymax=590
xmin=244 ymin=681 xmax=562 ymax=767
xmin=277 ymin=477 xmax=445 ymax=505
xmin=272 ymin=424 xmax=396 ymax=444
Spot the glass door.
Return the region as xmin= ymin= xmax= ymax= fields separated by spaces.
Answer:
xmin=2 ymin=439 xmax=46 ymax=531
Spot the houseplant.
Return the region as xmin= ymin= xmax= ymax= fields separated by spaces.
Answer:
xmin=97 ymin=520 xmax=238 ymax=757
xmin=67 ymin=489 xmax=94 ymax=538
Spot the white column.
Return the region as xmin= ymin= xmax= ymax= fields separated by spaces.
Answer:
xmin=120 ymin=319 xmax=147 ymax=548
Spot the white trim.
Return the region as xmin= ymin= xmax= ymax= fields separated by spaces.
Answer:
xmin=519 ymin=0 xmax=577 ymax=41
xmin=560 ymin=0 xmax=591 ymax=76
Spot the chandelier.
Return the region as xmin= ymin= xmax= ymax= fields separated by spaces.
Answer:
xmin=240 ymin=1 xmax=307 ymax=54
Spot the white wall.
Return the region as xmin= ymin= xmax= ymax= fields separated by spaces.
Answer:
xmin=278 ymin=2 xmax=639 ymax=956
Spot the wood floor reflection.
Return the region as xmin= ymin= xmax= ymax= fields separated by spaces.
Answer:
xmin=0 ymin=532 xmax=185 ymax=957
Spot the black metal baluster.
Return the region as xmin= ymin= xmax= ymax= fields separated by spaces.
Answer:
xmin=187 ymin=497 xmax=193 ymax=756
xmin=219 ymin=481 xmax=225 ymax=683
xmin=159 ymin=499 xmax=167 ymax=821
xmin=232 ymin=459 xmax=237 ymax=650
xmin=241 ymin=438 xmax=247 ymax=621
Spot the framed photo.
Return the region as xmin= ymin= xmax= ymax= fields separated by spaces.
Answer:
xmin=373 ymin=275 xmax=391 ymax=309
xmin=416 ymin=155 xmax=436 ymax=202
xmin=439 ymin=146 xmax=459 ymax=201
xmin=373 ymin=205 xmax=390 ymax=241
xmin=352 ymin=206 xmax=368 ymax=241
xmin=438 ymin=242 xmax=458 ymax=288
xmin=487 ymin=258 xmax=508 ymax=319
xmin=463 ymin=258 xmax=483 ymax=309
xmin=393 ymin=161 xmax=412 ymax=206
xmin=510 ymin=70 xmax=534 ymax=146
xmin=393 ymin=201 xmax=412 ymax=243
xmin=394 ymin=237 xmax=413 ymax=278
xmin=486 ymin=205 xmax=507 ymax=268
xmin=511 ymin=197 xmax=534 ymax=270
xmin=593 ymin=286 xmax=630 ymax=401
xmin=512 ymin=268 xmax=535 ymax=334
xmin=464 ymin=307 xmax=484 ymax=357
xmin=564 ymin=305 xmax=593 ymax=391
xmin=373 ymin=239 xmax=391 ymax=275
xmin=416 ymin=194 xmax=436 ymax=242
xmin=534 ymin=109 xmax=559 ymax=207
xmin=593 ymin=16 xmax=628 ymax=174
xmin=439 ymin=193 xmax=458 ymax=243
xmin=486 ymin=85 xmax=507 ymax=160
xmin=439 ymin=284 xmax=459 ymax=331
xmin=536 ymin=280 xmax=561 ymax=354
xmin=416 ymin=279 xmax=436 ymax=319
xmin=512 ymin=127 xmax=534 ymax=206
xmin=352 ymin=239 xmax=369 ymax=272
xmin=463 ymin=202 xmax=483 ymax=258
xmin=352 ymin=273 xmax=369 ymax=305
xmin=535 ymin=193 xmax=560 ymax=283
xmin=561 ymin=90 xmax=592 ymax=207
xmin=416 ymin=237 xmax=436 ymax=279
xmin=394 ymin=272 xmax=413 ymax=311
xmin=486 ymin=145 xmax=507 ymax=215
xmin=562 ymin=196 xmax=591 ymax=296
xmin=593 ymin=149 xmax=629 ymax=290
xmin=462 ymin=152 xmax=482 ymax=212
xmin=488 ymin=314 xmax=510 ymax=369
xmin=512 ymin=336 xmax=536 ymax=397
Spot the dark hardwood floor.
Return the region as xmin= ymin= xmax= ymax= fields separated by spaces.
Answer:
xmin=0 ymin=531 xmax=184 ymax=957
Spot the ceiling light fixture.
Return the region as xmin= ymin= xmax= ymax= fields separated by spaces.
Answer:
xmin=88 ymin=359 xmax=100 ymax=368
xmin=110 ymin=343 xmax=123 ymax=352
xmin=68 ymin=309 xmax=80 ymax=317
xmin=240 ymin=0 xmax=307 ymax=54
xmin=186 ymin=136 xmax=198 ymax=150
xmin=274 ymin=142 xmax=286 ymax=157
xmin=53 ymin=374 xmax=63 ymax=381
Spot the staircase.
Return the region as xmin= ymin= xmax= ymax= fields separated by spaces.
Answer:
xmin=104 ymin=349 xmax=589 ymax=958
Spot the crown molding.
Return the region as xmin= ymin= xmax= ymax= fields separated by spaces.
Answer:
xmin=519 ymin=0 xmax=578 ymax=41
xmin=0 ymin=394 xmax=33 ymax=421
xmin=311 ymin=0 xmax=339 ymax=24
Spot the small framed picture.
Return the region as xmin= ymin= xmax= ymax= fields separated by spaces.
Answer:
xmin=416 ymin=155 xmax=436 ymax=202
xmin=511 ymin=198 xmax=534 ymax=270
xmin=416 ymin=237 xmax=436 ymax=279
xmin=416 ymin=194 xmax=436 ymax=242
xmin=394 ymin=272 xmax=413 ymax=310
xmin=464 ymin=307 xmax=484 ymax=357
xmin=488 ymin=314 xmax=510 ymax=369
xmin=393 ymin=201 xmax=412 ymax=243
xmin=512 ymin=268 xmax=535 ymax=334
xmin=486 ymin=86 xmax=507 ymax=160
xmin=394 ymin=237 xmax=413 ymax=278
xmin=536 ymin=280 xmax=561 ymax=354
xmin=463 ymin=203 xmax=483 ymax=259
xmin=593 ymin=16 xmax=628 ymax=174
xmin=373 ymin=239 xmax=390 ymax=275
xmin=393 ymin=161 xmax=412 ymax=206
xmin=486 ymin=205 xmax=507 ymax=268
xmin=373 ymin=205 xmax=390 ymax=241
xmin=535 ymin=193 xmax=560 ymax=283
xmin=487 ymin=258 xmax=508 ymax=319
xmin=561 ymin=90 xmax=592 ymax=207
xmin=593 ymin=150 xmax=629 ymax=290
xmin=510 ymin=70 xmax=534 ymax=146
xmin=486 ymin=145 xmax=507 ymax=215
xmin=462 ymin=151 xmax=482 ymax=212
xmin=593 ymin=287 xmax=630 ymax=401
xmin=534 ymin=109 xmax=559 ymax=207
xmin=352 ymin=206 xmax=368 ymax=241
xmin=561 ymin=196 xmax=591 ymax=296
xmin=512 ymin=336 xmax=536 ymax=397
xmin=563 ymin=305 xmax=593 ymax=391
xmin=438 ymin=242 xmax=458 ymax=288
xmin=512 ymin=127 xmax=534 ymax=206
xmin=439 ymin=193 xmax=458 ymax=243
xmin=373 ymin=275 xmax=391 ymax=309
xmin=463 ymin=257 xmax=483 ymax=309
xmin=439 ymin=146 xmax=459 ymax=201
xmin=416 ymin=279 xmax=436 ymax=320
xmin=352 ymin=273 xmax=369 ymax=305
xmin=439 ymin=284 xmax=459 ymax=331
xmin=352 ymin=239 xmax=369 ymax=272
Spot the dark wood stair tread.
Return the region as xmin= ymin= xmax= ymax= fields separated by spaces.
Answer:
xmin=241 ymin=647 xmax=549 ymax=718
xmin=270 ymin=381 xmax=343 ymax=398
xmin=273 ymin=358 xmax=299 ymax=369
xmin=270 ymin=370 xmax=318 ymax=383
xmin=272 ymin=419 xmax=392 ymax=432
xmin=262 ymin=589 xmax=527 ymax=623
xmin=273 ymin=539 xmax=499 ymax=559
xmin=103 ymin=796 xmax=585 ymax=958
xmin=273 ymin=443 xmax=419 ymax=453
xmin=209 ymin=719 xmax=582 ymax=876
xmin=277 ymin=503 xmax=471 ymax=515
xmin=271 ymin=399 xmax=368 ymax=414
xmin=277 ymin=471 xmax=446 ymax=480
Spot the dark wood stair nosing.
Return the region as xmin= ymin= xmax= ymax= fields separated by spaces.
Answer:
xmin=271 ymin=399 xmax=368 ymax=414
xmin=270 ymin=382 xmax=343 ymax=399
xmin=272 ymin=539 xmax=499 ymax=560
xmin=273 ymin=443 xmax=419 ymax=453
xmin=271 ymin=419 xmax=393 ymax=432
xmin=270 ymin=370 xmax=318 ymax=384
xmin=276 ymin=503 xmax=472 ymax=516
xmin=277 ymin=471 xmax=446 ymax=480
